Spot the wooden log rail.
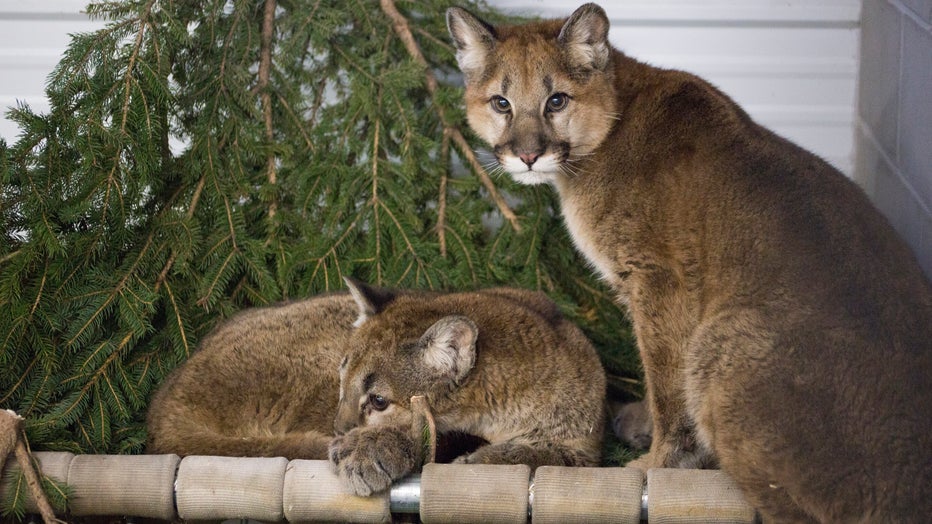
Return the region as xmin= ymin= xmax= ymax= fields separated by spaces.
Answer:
xmin=1 ymin=452 xmax=759 ymax=523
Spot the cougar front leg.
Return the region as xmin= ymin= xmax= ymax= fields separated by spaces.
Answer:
xmin=625 ymin=294 xmax=711 ymax=470
xmin=626 ymin=404 xmax=712 ymax=471
xmin=626 ymin=354 xmax=717 ymax=471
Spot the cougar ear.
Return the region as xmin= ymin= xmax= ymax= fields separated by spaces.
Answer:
xmin=344 ymin=277 xmax=397 ymax=327
xmin=418 ymin=315 xmax=478 ymax=384
xmin=558 ymin=3 xmax=611 ymax=72
xmin=446 ymin=7 xmax=497 ymax=83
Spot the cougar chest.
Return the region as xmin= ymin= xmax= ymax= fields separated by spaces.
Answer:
xmin=557 ymin=179 xmax=623 ymax=289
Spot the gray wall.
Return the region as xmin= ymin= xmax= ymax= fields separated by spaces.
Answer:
xmin=856 ymin=0 xmax=932 ymax=278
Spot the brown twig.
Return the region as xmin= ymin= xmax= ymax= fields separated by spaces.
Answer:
xmin=0 ymin=410 xmax=65 ymax=524
xmin=437 ymin=129 xmax=450 ymax=257
xmin=258 ymin=0 xmax=278 ymax=221
xmin=378 ymin=0 xmax=521 ymax=232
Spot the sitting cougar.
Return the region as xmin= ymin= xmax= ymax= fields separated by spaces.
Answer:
xmin=447 ymin=3 xmax=932 ymax=522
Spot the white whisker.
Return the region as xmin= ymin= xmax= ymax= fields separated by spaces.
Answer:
xmin=560 ymin=161 xmax=583 ymax=179
xmin=487 ymin=164 xmax=507 ymax=180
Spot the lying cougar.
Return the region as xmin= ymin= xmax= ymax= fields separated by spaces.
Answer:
xmin=147 ymin=279 xmax=606 ymax=496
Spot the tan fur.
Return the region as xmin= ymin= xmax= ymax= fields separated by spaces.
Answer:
xmin=329 ymin=278 xmax=605 ymax=495
xmin=146 ymin=292 xmax=356 ymax=459
xmin=448 ymin=4 xmax=932 ymax=522
xmin=147 ymin=281 xmax=605 ymax=496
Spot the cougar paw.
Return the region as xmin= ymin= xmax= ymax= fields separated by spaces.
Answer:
xmin=624 ymin=454 xmax=652 ymax=472
xmin=328 ymin=426 xmax=416 ymax=496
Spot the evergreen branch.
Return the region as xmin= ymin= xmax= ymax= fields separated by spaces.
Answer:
xmin=120 ymin=0 xmax=156 ymax=134
xmin=22 ymin=367 xmax=52 ymax=416
xmin=277 ymin=92 xmax=315 ymax=152
xmin=155 ymin=175 xmax=205 ymax=293
xmin=102 ymin=367 xmax=128 ymax=419
xmin=54 ymin=330 xmax=135 ymax=429
xmin=133 ymin=355 xmax=151 ymax=390
xmin=376 ymin=200 xmax=432 ymax=289
xmin=22 ymin=169 xmax=63 ymax=256
xmin=65 ymin=233 xmax=154 ymax=348
xmin=448 ymin=128 xmax=521 ymax=231
xmin=307 ymin=76 xmax=327 ymax=129
xmin=162 ymin=279 xmax=191 ymax=358
xmin=154 ymin=256 xmax=177 ymax=294
xmin=386 ymin=91 xmax=415 ymax=161
xmin=524 ymin=209 xmax=544 ymax=267
xmin=52 ymin=257 xmax=88 ymax=303
xmin=571 ymin=275 xmax=613 ymax=302
xmin=77 ymin=339 xmax=113 ymax=376
xmin=444 ymin=225 xmax=478 ymax=285
xmin=378 ymin=0 xmax=521 ymax=232
xmin=0 ymin=249 xmax=22 ymax=265
xmin=206 ymin=144 xmax=239 ymax=251
xmin=258 ymin=0 xmax=278 ymax=222
xmin=75 ymin=419 xmax=91 ymax=450
xmin=203 ymin=233 xmax=235 ymax=263
xmin=371 ymin=93 xmax=383 ymax=284
xmin=115 ymin=359 xmax=142 ymax=409
xmin=300 ymin=175 xmax=323 ymax=216
xmin=217 ymin=6 xmax=244 ymax=100
xmin=0 ymin=357 xmax=37 ymax=406
xmin=437 ymin=129 xmax=450 ymax=257
xmin=330 ymin=45 xmax=379 ymax=85
xmin=99 ymin=159 xmax=125 ymax=225
xmin=196 ymin=248 xmax=239 ymax=309
xmin=310 ymin=213 xmax=361 ymax=285
xmin=379 ymin=0 xmax=438 ymax=94
xmin=30 ymin=262 xmax=48 ymax=316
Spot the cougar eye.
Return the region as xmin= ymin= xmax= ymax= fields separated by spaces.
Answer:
xmin=490 ymin=95 xmax=511 ymax=114
xmin=546 ymin=93 xmax=569 ymax=112
xmin=369 ymin=394 xmax=389 ymax=411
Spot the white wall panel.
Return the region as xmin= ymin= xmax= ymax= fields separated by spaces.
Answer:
xmin=0 ymin=1 xmax=104 ymax=141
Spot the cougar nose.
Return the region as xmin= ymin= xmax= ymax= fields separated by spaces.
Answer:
xmin=519 ymin=152 xmax=540 ymax=167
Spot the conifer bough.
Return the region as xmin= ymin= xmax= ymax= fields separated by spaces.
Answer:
xmin=0 ymin=0 xmax=640 ymax=484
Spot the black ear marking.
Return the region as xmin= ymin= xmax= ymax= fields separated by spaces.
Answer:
xmin=446 ymin=7 xmax=498 ymax=83
xmin=344 ymin=277 xmax=397 ymax=327
xmin=446 ymin=7 xmax=497 ymax=50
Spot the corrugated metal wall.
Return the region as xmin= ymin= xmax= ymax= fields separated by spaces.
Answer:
xmin=856 ymin=0 xmax=932 ymax=277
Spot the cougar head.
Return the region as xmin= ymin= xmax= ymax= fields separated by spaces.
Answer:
xmin=446 ymin=3 xmax=617 ymax=185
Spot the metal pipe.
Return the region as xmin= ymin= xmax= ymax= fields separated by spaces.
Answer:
xmin=389 ymin=474 xmax=421 ymax=514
